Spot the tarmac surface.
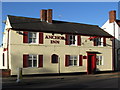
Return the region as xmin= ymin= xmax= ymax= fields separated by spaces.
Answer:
xmin=1 ymin=72 xmax=120 ymax=89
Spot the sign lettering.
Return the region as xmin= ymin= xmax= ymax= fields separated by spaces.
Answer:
xmin=45 ymin=35 xmax=65 ymax=40
xmin=45 ymin=35 xmax=65 ymax=44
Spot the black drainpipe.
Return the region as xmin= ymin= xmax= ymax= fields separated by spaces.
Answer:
xmin=117 ymin=48 xmax=120 ymax=71
xmin=113 ymin=22 xmax=116 ymax=71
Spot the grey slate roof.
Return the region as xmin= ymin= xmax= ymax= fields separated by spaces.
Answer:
xmin=8 ymin=15 xmax=112 ymax=37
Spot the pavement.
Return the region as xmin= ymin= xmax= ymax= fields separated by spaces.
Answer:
xmin=1 ymin=71 xmax=120 ymax=89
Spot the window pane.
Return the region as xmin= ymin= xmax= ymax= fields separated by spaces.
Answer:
xmin=33 ymin=33 xmax=36 ymax=38
xmin=96 ymin=38 xmax=101 ymax=45
xmin=33 ymin=56 xmax=37 ymax=59
xmin=100 ymin=56 xmax=102 ymax=60
xmin=70 ymin=36 xmax=72 ymax=39
xmin=29 ymin=33 xmax=32 ymax=38
xmin=29 ymin=39 xmax=32 ymax=43
xmin=73 ymin=36 xmax=75 ymax=40
xmin=74 ymin=60 xmax=77 ymax=65
xmin=33 ymin=38 xmax=36 ymax=43
xmin=28 ymin=60 xmax=32 ymax=67
xmin=28 ymin=55 xmax=32 ymax=60
xmin=70 ymin=41 xmax=72 ymax=44
xmin=29 ymin=32 xmax=37 ymax=43
xmin=69 ymin=55 xmax=78 ymax=66
xmin=33 ymin=60 xmax=37 ymax=67
xmin=96 ymin=56 xmax=103 ymax=65
xmin=33 ymin=59 xmax=37 ymax=61
xmin=73 ymin=41 xmax=75 ymax=44
xmin=96 ymin=60 xmax=99 ymax=65
xmin=52 ymin=54 xmax=58 ymax=63
xmin=70 ymin=56 xmax=73 ymax=59
xmin=100 ymin=60 xmax=102 ymax=65
xmin=74 ymin=56 xmax=77 ymax=60
xmin=69 ymin=35 xmax=76 ymax=45
xmin=69 ymin=60 xmax=73 ymax=65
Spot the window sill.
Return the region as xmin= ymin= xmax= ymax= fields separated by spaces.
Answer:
xmin=23 ymin=43 xmax=39 ymax=45
xmin=23 ymin=67 xmax=39 ymax=68
xmin=69 ymin=45 xmax=78 ymax=46
xmin=68 ymin=65 xmax=80 ymax=67
xmin=97 ymin=65 xmax=104 ymax=66
xmin=28 ymin=43 xmax=38 ymax=44
xmin=94 ymin=46 xmax=106 ymax=47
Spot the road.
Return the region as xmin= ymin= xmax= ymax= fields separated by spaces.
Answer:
xmin=1 ymin=72 xmax=120 ymax=89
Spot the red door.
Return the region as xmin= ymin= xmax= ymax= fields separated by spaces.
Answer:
xmin=87 ymin=53 xmax=96 ymax=74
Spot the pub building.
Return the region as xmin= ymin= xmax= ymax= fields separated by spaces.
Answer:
xmin=0 ymin=9 xmax=113 ymax=76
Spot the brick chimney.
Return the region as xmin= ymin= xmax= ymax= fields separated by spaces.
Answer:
xmin=40 ymin=9 xmax=47 ymax=21
xmin=47 ymin=9 xmax=52 ymax=24
xmin=109 ymin=10 xmax=116 ymax=23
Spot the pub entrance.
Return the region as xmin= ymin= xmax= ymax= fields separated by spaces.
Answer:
xmin=87 ymin=52 xmax=97 ymax=74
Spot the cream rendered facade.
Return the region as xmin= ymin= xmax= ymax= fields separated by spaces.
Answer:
xmin=0 ymin=15 xmax=113 ymax=76
xmin=2 ymin=29 xmax=113 ymax=75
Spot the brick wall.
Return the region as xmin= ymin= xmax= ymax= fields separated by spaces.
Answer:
xmin=0 ymin=69 xmax=11 ymax=77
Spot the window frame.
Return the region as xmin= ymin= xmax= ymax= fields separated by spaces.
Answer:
xmin=3 ymin=53 xmax=5 ymax=66
xmin=94 ymin=37 xmax=104 ymax=47
xmin=28 ymin=32 xmax=38 ymax=44
xmin=69 ymin=35 xmax=77 ymax=46
xmin=51 ymin=54 xmax=58 ymax=63
xmin=69 ymin=55 xmax=78 ymax=66
xmin=28 ymin=54 xmax=38 ymax=67
xmin=96 ymin=56 xmax=103 ymax=65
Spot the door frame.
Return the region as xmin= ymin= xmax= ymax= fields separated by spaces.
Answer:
xmin=87 ymin=52 xmax=96 ymax=74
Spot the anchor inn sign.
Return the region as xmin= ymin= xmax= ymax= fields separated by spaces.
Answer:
xmin=0 ymin=9 xmax=114 ymax=76
xmin=45 ymin=35 xmax=65 ymax=44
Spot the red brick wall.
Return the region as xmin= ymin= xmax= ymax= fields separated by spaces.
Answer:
xmin=109 ymin=10 xmax=116 ymax=23
xmin=0 ymin=69 xmax=11 ymax=77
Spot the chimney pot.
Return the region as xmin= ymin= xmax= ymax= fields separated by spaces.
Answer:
xmin=109 ymin=10 xmax=116 ymax=23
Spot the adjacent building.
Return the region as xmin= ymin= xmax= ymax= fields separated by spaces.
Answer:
xmin=0 ymin=9 xmax=113 ymax=76
xmin=102 ymin=10 xmax=120 ymax=71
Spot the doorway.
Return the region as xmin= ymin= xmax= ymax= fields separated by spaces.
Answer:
xmin=87 ymin=53 xmax=96 ymax=74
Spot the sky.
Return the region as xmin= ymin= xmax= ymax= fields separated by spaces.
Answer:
xmin=0 ymin=2 xmax=119 ymax=45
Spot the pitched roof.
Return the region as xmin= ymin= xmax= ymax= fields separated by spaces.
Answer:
xmin=8 ymin=15 xmax=112 ymax=37
xmin=116 ymin=20 xmax=120 ymax=27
